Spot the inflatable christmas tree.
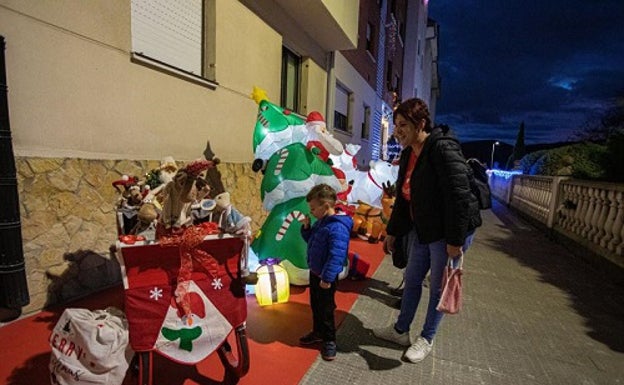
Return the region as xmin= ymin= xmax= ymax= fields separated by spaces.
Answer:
xmin=250 ymin=88 xmax=343 ymax=285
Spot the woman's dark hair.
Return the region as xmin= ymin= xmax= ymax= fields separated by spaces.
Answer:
xmin=393 ymin=98 xmax=433 ymax=133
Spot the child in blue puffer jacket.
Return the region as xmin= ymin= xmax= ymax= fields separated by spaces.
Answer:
xmin=299 ymin=183 xmax=353 ymax=361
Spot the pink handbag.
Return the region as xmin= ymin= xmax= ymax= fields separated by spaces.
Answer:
xmin=436 ymin=257 xmax=463 ymax=314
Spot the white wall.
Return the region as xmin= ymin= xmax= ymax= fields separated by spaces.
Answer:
xmin=0 ymin=0 xmax=283 ymax=163
xmin=333 ymin=52 xmax=378 ymax=168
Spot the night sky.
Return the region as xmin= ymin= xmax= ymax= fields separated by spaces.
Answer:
xmin=427 ymin=0 xmax=624 ymax=145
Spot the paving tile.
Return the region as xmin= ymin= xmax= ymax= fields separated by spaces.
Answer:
xmin=300 ymin=201 xmax=624 ymax=385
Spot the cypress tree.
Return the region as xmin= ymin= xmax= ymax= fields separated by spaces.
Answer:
xmin=507 ymin=121 xmax=526 ymax=169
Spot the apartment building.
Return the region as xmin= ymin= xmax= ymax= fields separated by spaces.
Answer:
xmin=335 ymin=0 xmax=439 ymax=166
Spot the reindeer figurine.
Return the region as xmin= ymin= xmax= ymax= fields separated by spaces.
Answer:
xmin=351 ymin=181 xmax=396 ymax=243
xmin=379 ymin=181 xmax=396 ymax=241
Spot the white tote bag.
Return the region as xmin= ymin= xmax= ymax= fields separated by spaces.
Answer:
xmin=49 ymin=307 xmax=133 ymax=385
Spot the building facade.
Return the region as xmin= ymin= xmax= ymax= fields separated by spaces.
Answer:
xmin=331 ymin=0 xmax=439 ymax=166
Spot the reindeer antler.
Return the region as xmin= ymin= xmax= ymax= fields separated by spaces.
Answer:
xmin=382 ymin=181 xmax=396 ymax=198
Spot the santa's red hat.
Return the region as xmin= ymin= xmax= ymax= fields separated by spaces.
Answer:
xmin=306 ymin=111 xmax=325 ymax=124
xmin=332 ymin=167 xmax=346 ymax=180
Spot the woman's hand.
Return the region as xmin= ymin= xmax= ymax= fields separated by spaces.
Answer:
xmin=447 ymin=244 xmax=463 ymax=259
xmin=383 ymin=235 xmax=396 ymax=254
xmin=319 ymin=280 xmax=331 ymax=289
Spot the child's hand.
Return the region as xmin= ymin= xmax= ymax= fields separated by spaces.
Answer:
xmin=300 ymin=214 xmax=311 ymax=229
xmin=319 ymin=280 xmax=331 ymax=289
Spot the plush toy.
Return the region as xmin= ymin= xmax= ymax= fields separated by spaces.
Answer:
xmin=143 ymin=156 xmax=179 ymax=208
xmin=157 ymin=159 xmax=214 ymax=237
xmin=211 ymin=191 xmax=255 ymax=282
xmin=212 ymin=192 xmax=252 ymax=237
xmin=112 ymin=175 xmax=142 ymax=234
xmin=130 ymin=202 xmax=159 ymax=241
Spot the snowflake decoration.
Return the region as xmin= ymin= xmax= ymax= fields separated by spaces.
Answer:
xmin=211 ymin=278 xmax=223 ymax=290
xmin=150 ymin=287 xmax=163 ymax=300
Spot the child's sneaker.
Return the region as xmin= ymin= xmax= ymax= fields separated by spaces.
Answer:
xmin=299 ymin=331 xmax=323 ymax=345
xmin=321 ymin=341 xmax=336 ymax=361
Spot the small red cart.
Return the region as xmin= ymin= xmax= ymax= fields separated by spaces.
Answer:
xmin=115 ymin=234 xmax=250 ymax=385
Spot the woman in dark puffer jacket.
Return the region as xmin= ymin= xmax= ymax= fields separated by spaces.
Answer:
xmin=373 ymin=98 xmax=481 ymax=363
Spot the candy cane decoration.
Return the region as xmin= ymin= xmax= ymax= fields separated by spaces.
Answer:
xmin=257 ymin=111 xmax=269 ymax=128
xmin=276 ymin=210 xmax=305 ymax=241
xmin=274 ymin=148 xmax=289 ymax=176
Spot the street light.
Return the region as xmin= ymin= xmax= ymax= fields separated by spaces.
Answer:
xmin=490 ymin=141 xmax=500 ymax=169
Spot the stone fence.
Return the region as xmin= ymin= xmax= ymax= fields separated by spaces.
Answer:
xmin=489 ymin=170 xmax=624 ymax=272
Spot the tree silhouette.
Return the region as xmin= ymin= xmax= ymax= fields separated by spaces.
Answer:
xmin=506 ymin=121 xmax=526 ymax=169
xmin=572 ymin=98 xmax=624 ymax=143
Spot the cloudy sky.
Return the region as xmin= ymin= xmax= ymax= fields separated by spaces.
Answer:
xmin=427 ymin=0 xmax=624 ymax=145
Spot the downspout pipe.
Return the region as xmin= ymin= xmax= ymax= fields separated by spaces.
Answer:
xmin=325 ymin=51 xmax=336 ymax=131
xmin=0 ymin=36 xmax=30 ymax=322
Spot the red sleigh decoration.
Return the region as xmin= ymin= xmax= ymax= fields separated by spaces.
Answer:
xmin=116 ymin=232 xmax=250 ymax=385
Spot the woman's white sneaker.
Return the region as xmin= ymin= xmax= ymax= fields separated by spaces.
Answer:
xmin=404 ymin=336 xmax=433 ymax=362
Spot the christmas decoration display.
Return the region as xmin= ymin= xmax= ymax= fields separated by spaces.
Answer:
xmin=303 ymin=111 xmax=344 ymax=160
xmin=260 ymin=142 xmax=341 ymax=211
xmin=250 ymin=197 xmax=311 ymax=285
xmin=249 ymin=89 xmax=346 ymax=285
xmin=254 ymin=258 xmax=290 ymax=306
xmin=351 ymin=181 xmax=397 ymax=243
xmin=112 ymin=145 xmax=252 ymax=380
xmin=157 ymin=159 xmax=215 ymax=236
xmin=250 ymin=98 xmax=344 ymax=174
xmin=117 ymin=235 xmax=248 ymax=367
xmin=252 ymin=99 xmax=308 ymax=171
xmin=345 ymin=160 xmax=399 ymax=208
xmin=143 ymin=156 xmax=179 ymax=208
xmin=329 ymin=143 xmax=361 ymax=179
xmin=351 ymin=201 xmax=384 ymax=242
xmin=112 ymin=175 xmax=142 ymax=235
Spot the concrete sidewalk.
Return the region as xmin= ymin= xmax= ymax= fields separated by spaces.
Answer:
xmin=301 ymin=200 xmax=624 ymax=385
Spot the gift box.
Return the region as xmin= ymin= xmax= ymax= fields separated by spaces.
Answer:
xmin=347 ymin=251 xmax=369 ymax=280
xmin=255 ymin=258 xmax=290 ymax=306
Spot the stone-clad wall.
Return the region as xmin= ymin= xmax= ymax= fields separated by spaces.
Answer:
xmin=16 ymin=157 xmax=265 ymax=315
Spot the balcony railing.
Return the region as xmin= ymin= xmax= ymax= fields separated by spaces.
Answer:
xmin=489 ymin=170 xmax=624 ymax=269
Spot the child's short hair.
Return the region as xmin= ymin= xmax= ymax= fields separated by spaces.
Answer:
xmin=306 ymin=183 xmax=337 ymax=206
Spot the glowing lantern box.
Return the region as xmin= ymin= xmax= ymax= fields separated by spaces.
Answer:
xmin=255 ymin=258 xmax=290 ymax=306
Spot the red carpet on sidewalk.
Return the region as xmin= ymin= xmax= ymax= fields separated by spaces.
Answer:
xmin=0 ymin=239 xmax=385 ymax=385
